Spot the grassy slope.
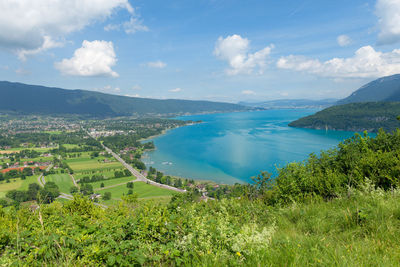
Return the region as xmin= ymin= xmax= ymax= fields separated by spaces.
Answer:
xmin=1 ymin=189 xmax=399 ymax=266
xmin=0 ymin=175 xmax=39 ymax=197
xmin=252 ymin=191 xmax=400 ymax=266
xmin=66 ymin=156 xmax=123 ymax=172
xmin=96 ymin=181 xmax=175 ymax=200
xmin=91 ymin=176 xmax=135 ymax=190
xmin=45 ymin=173 xmax=74 ymax=194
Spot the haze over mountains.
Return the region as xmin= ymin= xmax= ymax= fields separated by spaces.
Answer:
xmin=239 ymin=99 xmax=337 ymax=109
xmin=0 ymin=81 xmax=250 ymax=117
xmin=337 ymin=74 xmax=400 ymax=105
xmin=290 ymin=74 xmax=400 ymax=132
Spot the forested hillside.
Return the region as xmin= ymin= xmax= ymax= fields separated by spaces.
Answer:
xmin=0 ymin=81 xmax=250 ymax=117
xmin=289 ymin=102 xmax=400 ymax=132
xmin=1 ymin=129 xmax=400 ymax=265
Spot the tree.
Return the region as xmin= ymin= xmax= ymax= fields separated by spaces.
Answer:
xmin=26 ymin=183 xmax=40 ymax=200
xmin=127 ymin=189 xmax=133 ymax=195
xmin=70 ymin=186 xmax=79 ymax=194
xmin=80 ymin=184 xmax=94 ymax=196
xmin=103 ymin=192 xmax=111 ymax=200
xmin=100 ymin=182 xmax=105 ymax=188
xmin=126 ymin=182 xmax=134 ymax=189
xmin=40 ymin=182 xmax=60 ymax=203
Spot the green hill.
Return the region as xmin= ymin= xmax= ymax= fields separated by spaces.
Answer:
xmin=338 ymin=74 xmax=400 ymax=104
xmin=289 ymin=102 xmax=400 ymax=132
xmin=0 ymin=81 xmax=250 ymax=117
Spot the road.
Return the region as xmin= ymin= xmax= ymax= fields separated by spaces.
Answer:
xmin=101 ymin=144 xmax=186 ymax=193
xmin=69 ymin=173 xmax=78 ymax=187
xmin=37 ymin=164 xmax=53 ymax=187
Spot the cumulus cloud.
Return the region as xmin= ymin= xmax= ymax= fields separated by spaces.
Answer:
xmin=277 ymin=45 xmax=400 ymax=78
xmin=214 ymin=34 xmax=273 ymax=75
xmin=147 ymin=61 xmax=167 ymax=68
xmin=169 ymin=88 xmax=182 ymax=92
xmin=376 ymin=0 xmax=400 ymax=45
xmin=241 ymin=90 xmax=256 ymax=95
xmin=55 ymin=40 xmax=118 ymax=77
xmin=0 ymin=0 xmax=134 ymax=58
xmin=337 ymin=35 xmax=352 ymax=47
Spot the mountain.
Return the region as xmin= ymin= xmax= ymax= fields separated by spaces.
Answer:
xmin=289 ymin=102 xmax=400 ymax=132
xmin=0 ymin=81 xmax=250 ymax=117
xmin=337 ymin=74 xmax=400 ymax=104
xmin=239 ymin=99 xmax=337 ymax=109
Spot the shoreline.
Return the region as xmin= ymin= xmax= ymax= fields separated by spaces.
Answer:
xmin=139 ymin=120 xmax=239 ymax=185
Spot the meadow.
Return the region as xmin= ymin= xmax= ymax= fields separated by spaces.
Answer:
xmin=0 ymin=175 xmax=39 ymax=197
xmin=95 ymin=181 xmax=175 ymax=203
xmin=45 ymin=173 xmax=74 ymax=194
xmin=66 ymin=155 xmax=122 ymax=172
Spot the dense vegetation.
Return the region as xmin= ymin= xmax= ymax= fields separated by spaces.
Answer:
xmin=289 ymin=102 xmax=400 ymax=132
xmin=0 ymin=81 xmax=250 ymax=117
xmin=1 ymin=129 xmax=400 ymax=265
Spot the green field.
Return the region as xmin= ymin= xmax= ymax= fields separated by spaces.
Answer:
xmin=91 ymin=176 xmax=135 ymax=190
xmin=62 ymin=144 xmax=81 ymax=149
xmin=45 ymin=174 xmax=74 ymax=194
xmin=97 ymin=181 xmax=176 ymax=202
xmin=0 ymin=179 xmax=22 ymax=198
xmin=75 ymin=169 xmax=125 ymax=180
xmin=66 ymin=156 xmax=123 ymax=172
xmin=0 ymin=147 xmax=55 ymax=154
xmin=0 ymin=175 xmax=40 ymax=197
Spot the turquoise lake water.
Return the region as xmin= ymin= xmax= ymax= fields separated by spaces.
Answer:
xmin=143 ymin=109 xmax=357 ymax=184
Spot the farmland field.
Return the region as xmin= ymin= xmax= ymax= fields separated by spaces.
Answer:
xmin=45 ymin=173 xmax=74 ymax=194
xmin=66 ymin=156 xmax=123 ymax=172
xmin=96 ymin=181 xmax=176 ymax=201
xmin=0 ymin=175 xmax=40 ymax=197
xmin=91 ymin=176 xmax=135 ymax=190
xmin=0 ymin=179 xmax=22 ymax=198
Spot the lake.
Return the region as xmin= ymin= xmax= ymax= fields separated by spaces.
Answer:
xmin=143 ymin=109 xmax=357 ymax=184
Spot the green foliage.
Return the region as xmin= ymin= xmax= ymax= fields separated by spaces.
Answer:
xmin=1 ymin=189 xmax=400 ymax=265
xmin=103 ymin=192 xmax=111 ymax=200
xmin=80 ymin=184 xmax=94 ymax=196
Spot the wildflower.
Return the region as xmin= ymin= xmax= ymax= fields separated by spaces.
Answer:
xmin=236 ymin=252 xmax=241 ymax=257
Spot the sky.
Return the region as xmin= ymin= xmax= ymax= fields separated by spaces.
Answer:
xmin=1 ymin=0 xmax=400 ymax=103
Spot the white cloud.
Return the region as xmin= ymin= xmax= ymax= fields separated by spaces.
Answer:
xmin=337 ymin=35 xmax=352 ymax=47
xmin=0 ymin=0 xmax=134 ymax=58
xmin=55 ymin=40 xmax=118 ymax=77
xmin=214 ymin=34 xmax=274 ymax=75
xmin=147 ymin=61 xmax=167 ymax=68
xmin=169 ymin=88 xmax=182 ymax=92
xmin=105 ymin=17 xmax=148 ymax=34
xmin=15 ymin=68 xmax=31 ymax=76
xmin=125 ymin=94 xmax=140 ymax=98
xmin=376 ymin=0 xmax=400 ymax=45
xmin=277 ymin=45 xmax=400 ymax=78
xmin=94 ymin=85 xmax=121 ymax=93
xmin=241 ymin=90 xmax=256 ymax=95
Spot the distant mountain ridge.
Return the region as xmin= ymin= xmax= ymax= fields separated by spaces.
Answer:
xmin=289 ymin=74 xmax=400 ymax=132
xmin=0 ymin=81 xmax=250 ymax=117
xmin=338 ymin=74 xmax=400 ymax=104
xmin=239 ymin=99 xmax=337 ymax=109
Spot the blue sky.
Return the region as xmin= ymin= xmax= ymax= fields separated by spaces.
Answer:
xmin=1 ymin=0 xmax=400 ymax=102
